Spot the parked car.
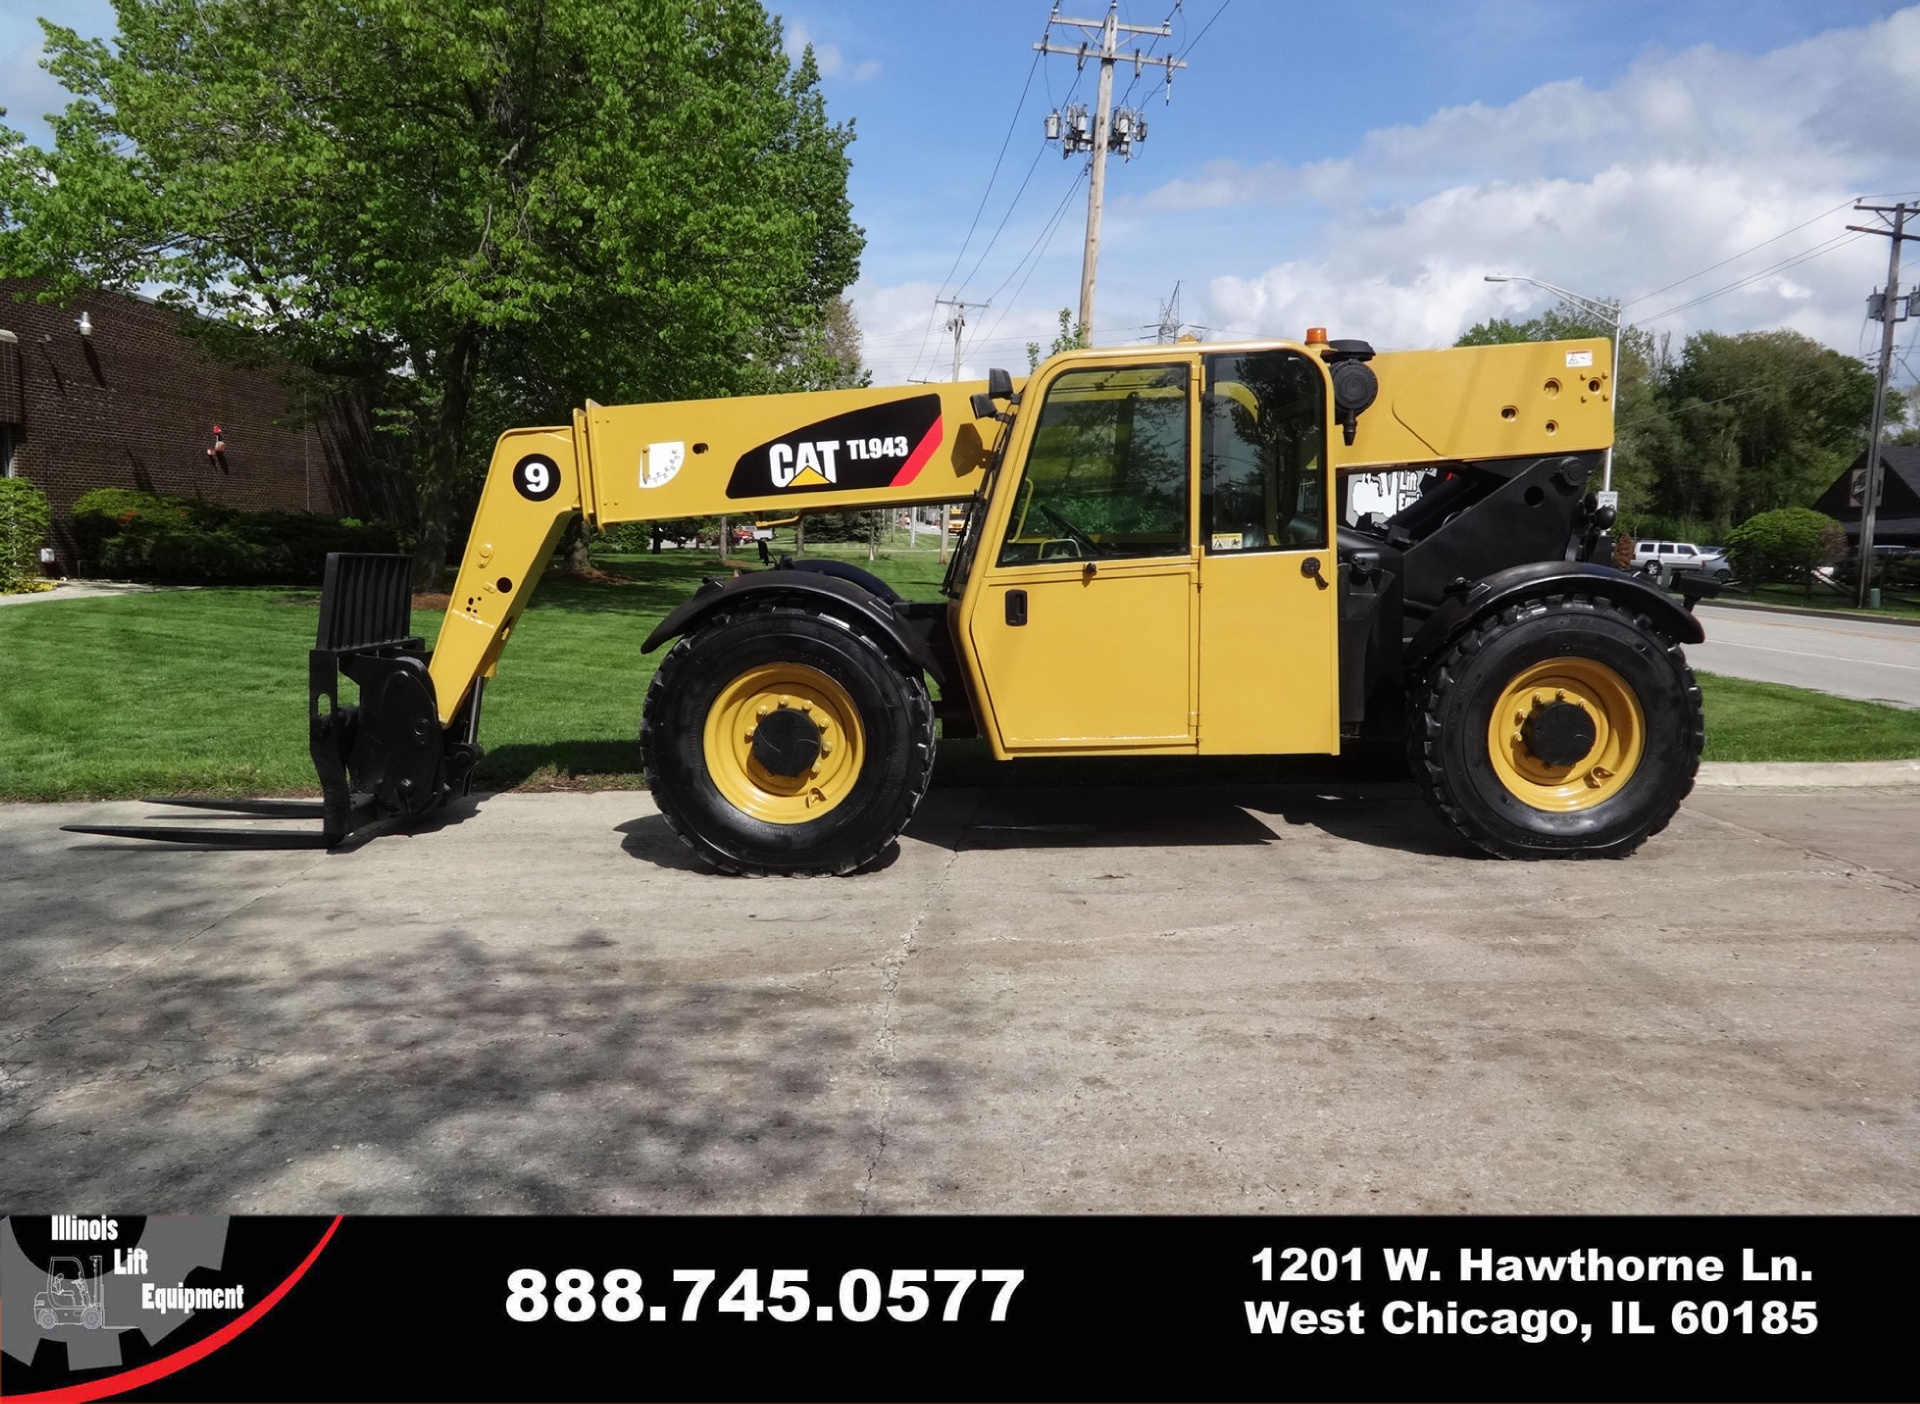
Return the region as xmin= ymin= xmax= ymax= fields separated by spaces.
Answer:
xmin=1629 ymin=539 xmax=1731 ymax=582
xmin=1832 ymin=544 xmax=1920 ymax=589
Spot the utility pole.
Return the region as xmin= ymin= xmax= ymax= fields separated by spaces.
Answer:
xmin=1039 ymin=3 xmax=1186 ymax=340
xmin=934 ymin=298 xmax=986 ymax=562
xmin=936 ymin=297 xmax=990 ymax=382
xmin=1848 ymin=200 xmax=1918 ymax=608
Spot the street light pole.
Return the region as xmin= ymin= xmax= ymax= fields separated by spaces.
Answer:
xmin=1484 ymin=275 xmax=1623 ymax=494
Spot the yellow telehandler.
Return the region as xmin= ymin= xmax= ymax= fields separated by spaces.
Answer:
xmin=71 ymin=332 xmax=1710 ymax=869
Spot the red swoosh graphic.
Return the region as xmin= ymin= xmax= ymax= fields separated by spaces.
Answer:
xmin=889 ymin=416 xmax=945 ymax=487
xmin=6 ymin=1216 xmax=342 ymax=1404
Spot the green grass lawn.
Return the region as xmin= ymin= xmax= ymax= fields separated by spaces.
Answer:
xmin=1713 ymin=580 xmax=1920 ymax=622
xmin=1692 ymin=672 xmax=1920 ymax=762
xmin=4 ymin=550 xmax=1916 ymax=801
xmin=0 ymin=545 xmax=954 ymax=801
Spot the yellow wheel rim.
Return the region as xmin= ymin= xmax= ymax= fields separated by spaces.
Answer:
xmin=1486 ymin=656 xmax=1644 ymax=812
xmin=702 ymin=663 xmax=866 ymax=824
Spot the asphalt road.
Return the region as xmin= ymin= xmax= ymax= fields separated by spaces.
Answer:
xmin=3 ymin=783 xmax=1915 ymax=1215
xmin=1689 ymin=603 xmax=1920 ymax=708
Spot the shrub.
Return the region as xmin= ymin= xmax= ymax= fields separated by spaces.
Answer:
xmin=1726 ymin=507 xmax=1848 ymax=594
xmin=72 ymin=488 xmax=398 ymax=583
xmin=0 ymin=475 xmax=53 ymax=592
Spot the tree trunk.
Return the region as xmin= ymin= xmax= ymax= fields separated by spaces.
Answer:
xmin=795 ymin=516 xmax=805 ymax=556
xmin=557 ymin=517 xmax=593 ymax=574
xmin=410 ymin=326 xmax=483 ymax=590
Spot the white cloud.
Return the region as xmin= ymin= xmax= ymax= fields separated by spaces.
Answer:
xmin=1150 ymin=7 xmax=1920 ymax=365
xmin=783 ymin=21 xmax=879 ymax=84
xmin=848 ymin=278 xmax=1068 ymax=385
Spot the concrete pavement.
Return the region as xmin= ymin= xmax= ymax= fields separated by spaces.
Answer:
xmin=0 ymin=581 xmax=180 ymax=607
xmin=3 ymin=783 xmax=1915 ymax=1216
xmin=1690 ymin=603 xmax=1920 ymax=707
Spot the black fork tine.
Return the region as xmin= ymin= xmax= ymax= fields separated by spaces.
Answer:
xmin=140 ymin=797 xmax=329 ymax=819
xmin=61 ymin=824 xmax=335 ymax=849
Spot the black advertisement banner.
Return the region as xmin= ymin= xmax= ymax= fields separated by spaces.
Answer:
xmin=1 ymin=1215 xmax=1910 ymax=1402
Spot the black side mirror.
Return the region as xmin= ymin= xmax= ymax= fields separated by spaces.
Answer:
xmin=987 ymin=367 xmax=1014 ymax=400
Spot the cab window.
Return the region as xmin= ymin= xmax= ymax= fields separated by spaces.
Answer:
xmin=1202 ymin=350 xmax=1327 ymax=552
xmin=997 ymin=364 xmax=1190 ymax=566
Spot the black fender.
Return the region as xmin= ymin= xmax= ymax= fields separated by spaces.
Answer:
xmin=1402 ymin=561 xmax=1704 ymax=676
xmin=641 ymin=569 xmax=947 ymax=686
xmin=771 ymin=556 xmax=902 ymax=601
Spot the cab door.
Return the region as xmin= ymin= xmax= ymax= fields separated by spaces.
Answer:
xmin=965 ymin=359 xmax=1198 ymax=752
xmin=1195 ymin=349 xmax=1341 ymax=755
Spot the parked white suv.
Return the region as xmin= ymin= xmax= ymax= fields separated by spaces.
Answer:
xmin=1631 ymin=539 xmax=1731 ymax=581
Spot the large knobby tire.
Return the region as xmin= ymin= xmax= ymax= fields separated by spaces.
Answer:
xmin=640 ymin=603 xmax=935 ymax=875
xmin=1409 ymin=593 xmax=1703 ymax=859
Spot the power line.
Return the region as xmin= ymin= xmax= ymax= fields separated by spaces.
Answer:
xmin=1174 ymin=0 xmax=1228 ymax=59
xmin=907 ymin=45 xmax=1046 ymax=382
xmin=1620 ymin=198 xmax=1860 ymax=310
xmin=967 ymin=164 xmax=1092 ymax=355
xmin=1635 ymin=230 xmax=1870 ymax=324
xmin=954 ymin=138 xmax=1054 ymax=295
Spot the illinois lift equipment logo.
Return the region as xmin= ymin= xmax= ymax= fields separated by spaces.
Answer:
xmin=726 ymin=394 xmax=943 ymax=499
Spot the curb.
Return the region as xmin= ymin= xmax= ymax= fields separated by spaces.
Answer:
xmin=1696 ymin=597 xmax=1920 ymax=629
xmin=1695 ymin=759 xmax=1920 ymax=788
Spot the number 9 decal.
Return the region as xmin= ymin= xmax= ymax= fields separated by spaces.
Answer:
xmin=514 ymin=455 xmax=561 ymax=502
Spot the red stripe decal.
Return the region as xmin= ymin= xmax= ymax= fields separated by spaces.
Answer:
xmin=889 ymin=416 xmax=945 ymax=487
xmin=7 ymin=1217 xmax=343 ymax=1404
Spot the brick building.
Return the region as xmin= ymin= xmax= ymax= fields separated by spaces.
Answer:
xmin=0 ymin=280 xmax=352 ymax=575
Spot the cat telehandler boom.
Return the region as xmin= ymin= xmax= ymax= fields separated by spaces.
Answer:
xmin=71 ymin=332 xmax=1708 ymax=870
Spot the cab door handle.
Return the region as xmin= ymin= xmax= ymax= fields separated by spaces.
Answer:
xmin=1005 ymin=589 xmax=1027 ymax=626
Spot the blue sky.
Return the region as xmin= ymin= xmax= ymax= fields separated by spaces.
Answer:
xmin=6 ymin=1 xmax=1918 ymax=387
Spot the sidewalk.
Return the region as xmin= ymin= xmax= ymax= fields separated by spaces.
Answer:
xmin=0 ymin=580 xmax=183 ymax=606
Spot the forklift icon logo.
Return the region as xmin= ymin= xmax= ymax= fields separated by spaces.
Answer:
xmin=33 ymin=1255 xmax=111 ymax=1332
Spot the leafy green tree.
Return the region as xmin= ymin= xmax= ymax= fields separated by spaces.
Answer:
xmin=1455 ymin=302 xmax=1616 ymax=348
xmin=1459 ymin=304 xmax=1891 ymax=537
xmin=0 ymin=474 xmax=52 ymax=592
xmin=1027 ymin=307 xmax=1090 ymax=370
xmin=0 ymin=1 xmax=862 ymax=585
xmin=1656 ymin=331 xmax=1881 ymax=526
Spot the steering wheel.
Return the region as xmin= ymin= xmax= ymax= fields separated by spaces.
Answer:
xmin=1038 ymin=504 xmax=1104 ymax=556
